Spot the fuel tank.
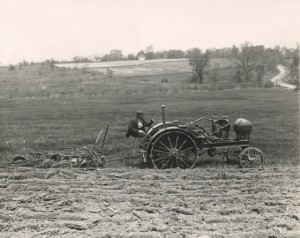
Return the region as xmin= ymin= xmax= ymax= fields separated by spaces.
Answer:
xmin=234 ymin=118 xmax=252 ymax=139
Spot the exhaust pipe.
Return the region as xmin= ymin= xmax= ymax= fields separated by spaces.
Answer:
xmin=162 ymin=105 xmax=166 ymax=128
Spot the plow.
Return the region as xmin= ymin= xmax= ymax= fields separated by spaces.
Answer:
xmin=12 ymin=124 xmax=110 ymax=169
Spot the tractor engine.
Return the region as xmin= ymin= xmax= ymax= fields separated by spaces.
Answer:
xmin=234 ymin=118 xmax=252 ymax=140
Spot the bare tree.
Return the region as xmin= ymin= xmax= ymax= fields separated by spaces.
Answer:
xmin=187 ymin=48 xmax=210 ymax=84
xmin=146 ymin=45 xmax=154 ymax=53
xmin=231 ymin=42 xmax=259 ymax=82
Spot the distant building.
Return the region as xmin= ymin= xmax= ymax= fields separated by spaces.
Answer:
xmin=138 ymin=54 xmax=146 ymax=61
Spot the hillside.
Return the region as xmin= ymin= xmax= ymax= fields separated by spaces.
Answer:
xmin=55 ymin=58 xmax=234 ymax=77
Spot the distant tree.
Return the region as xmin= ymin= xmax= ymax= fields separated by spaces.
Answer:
xmin=210 ymin=47 xmax=233 ymax=58
xmin=209 ymin=68 xmax=219 ymax=88
xmin=22 ymin=59 xmax=29 ymax=66
xmin=127 ymin=54 xmax=136 ymax=60
xmin=8 ymin=64 xmax=16 ymax=71
xmin=145 ymin=45 xmax=155 ymax=59
xmin=231 ymin=45 xmax=239 ymax=55
xmin=136 ymin=51 xmax=145 ymax=60
xmin=290 ymin=48 xmax=299 ymax=83
xmin=145 ymin=52 xmax=155 ymax=60
xmin=233 ymin=69 xmax=242 ymax=83
xmin=255 ymin=64 xmax=265 ymax=87
xmin=94 ymin=56 xmax=102 ymax=62
xmin=146 ymin=45 xmax=154 ymax=53
xmin=9 ymin=64 xmax=15 ymax=71
xmin=145 ymin=45 xmax=155 ymax=60
xmin=231 ymin=42 xmax=258 ymax=82
xmin=49 ymin=59 xmax=56 ymax=71
xmin=261 ymin=49 xmax=279 ymax=72
xmin=167 ymin=50 xmax=185 ymax=59
xmin=187 ymin=48 xmax=210 ymax=84
xmin=102 ymin=54 xmax=109 ymax=62
xmin=291 ymin=49 xmax=299 ymax=69
xmin=154 ymin=51 xmax=168 ymax=59
xmin=72 ymin=56 xmax=91 ymax=63
xmin=72 ymin=56 xmax=81 ymax=62
xmin=108 ymin=49 xmax=123 ymax=61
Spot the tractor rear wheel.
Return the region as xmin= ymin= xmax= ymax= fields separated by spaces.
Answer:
xmin=150 ymin=131 xmax=197 ymax=169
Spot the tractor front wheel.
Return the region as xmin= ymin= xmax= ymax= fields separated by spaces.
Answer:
xmin=238 ymin=147 xmax=264 ymax=168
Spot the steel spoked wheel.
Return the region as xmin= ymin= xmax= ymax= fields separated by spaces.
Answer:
xmin=238 ymin=147 xmax=264 ymax=168
xmin=150 ymin=131 xmax=197 ymax=169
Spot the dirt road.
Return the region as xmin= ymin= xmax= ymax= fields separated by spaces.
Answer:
xmin=0 ymin=167 xmax=299 ymax=238
xmin=271 ymin=65 xmax=296 ymax=90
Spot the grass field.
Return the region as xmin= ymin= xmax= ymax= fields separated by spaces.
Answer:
xmin=0 ymin=63 xmax=299 ymax=167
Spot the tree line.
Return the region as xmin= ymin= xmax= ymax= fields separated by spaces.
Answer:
xmin=68 ymin=43 xmax=298 ymax=87
xmin=6 ymin=42 xmax=298 ymax=88
xmin=68 ymin=42 xmax=298 ymax=88
xmin=71 ymin=47 xmax=187 ymax=63
xmin=187 ymin=42 xmax=299 ymax=86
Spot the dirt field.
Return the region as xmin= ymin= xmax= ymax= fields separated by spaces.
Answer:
xmin=0 ymin=166 xmax=299 ymax=238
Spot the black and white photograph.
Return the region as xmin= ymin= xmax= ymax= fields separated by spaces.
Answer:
xmin=0 ymin=0 xmax=299 ymax=237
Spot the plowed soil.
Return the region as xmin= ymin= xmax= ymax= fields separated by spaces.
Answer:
xmin=0 ymin=167 xmax=299 ymax=238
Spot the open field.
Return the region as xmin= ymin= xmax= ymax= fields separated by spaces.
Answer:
xmin=0 ymin=167 xmax=299 ymax=237
xmin=56 ymin=59 xmax=192 ymax=77
xmin=0 ymin=63 xmax=299 ymax=167
xmin=55 ymin=58 xmax=234 ymax=77
xmin=56 ymin=59 xmax=191 ymax=69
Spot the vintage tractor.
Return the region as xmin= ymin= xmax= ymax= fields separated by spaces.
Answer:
xmin=141 ymin=105 xmax=264 ymax=169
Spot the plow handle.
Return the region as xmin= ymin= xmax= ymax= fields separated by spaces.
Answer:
xmin=92 ymin=129 xmax=103 ymax=150
xmin=95 ymin=129 xmax=103 ymax=145
xmin=101 ymin=123 xmax=110 ymax=148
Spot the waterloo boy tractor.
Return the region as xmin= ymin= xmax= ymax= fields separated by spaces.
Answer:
xmin=140 ymin=105 xmax=264 ymax=169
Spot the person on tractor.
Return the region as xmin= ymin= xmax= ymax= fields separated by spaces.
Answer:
xmin=125 ymin=110 xmax=154 ymax=139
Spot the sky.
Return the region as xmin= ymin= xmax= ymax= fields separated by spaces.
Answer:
xmin=0 ymin=0 xmax=299 ymax=64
